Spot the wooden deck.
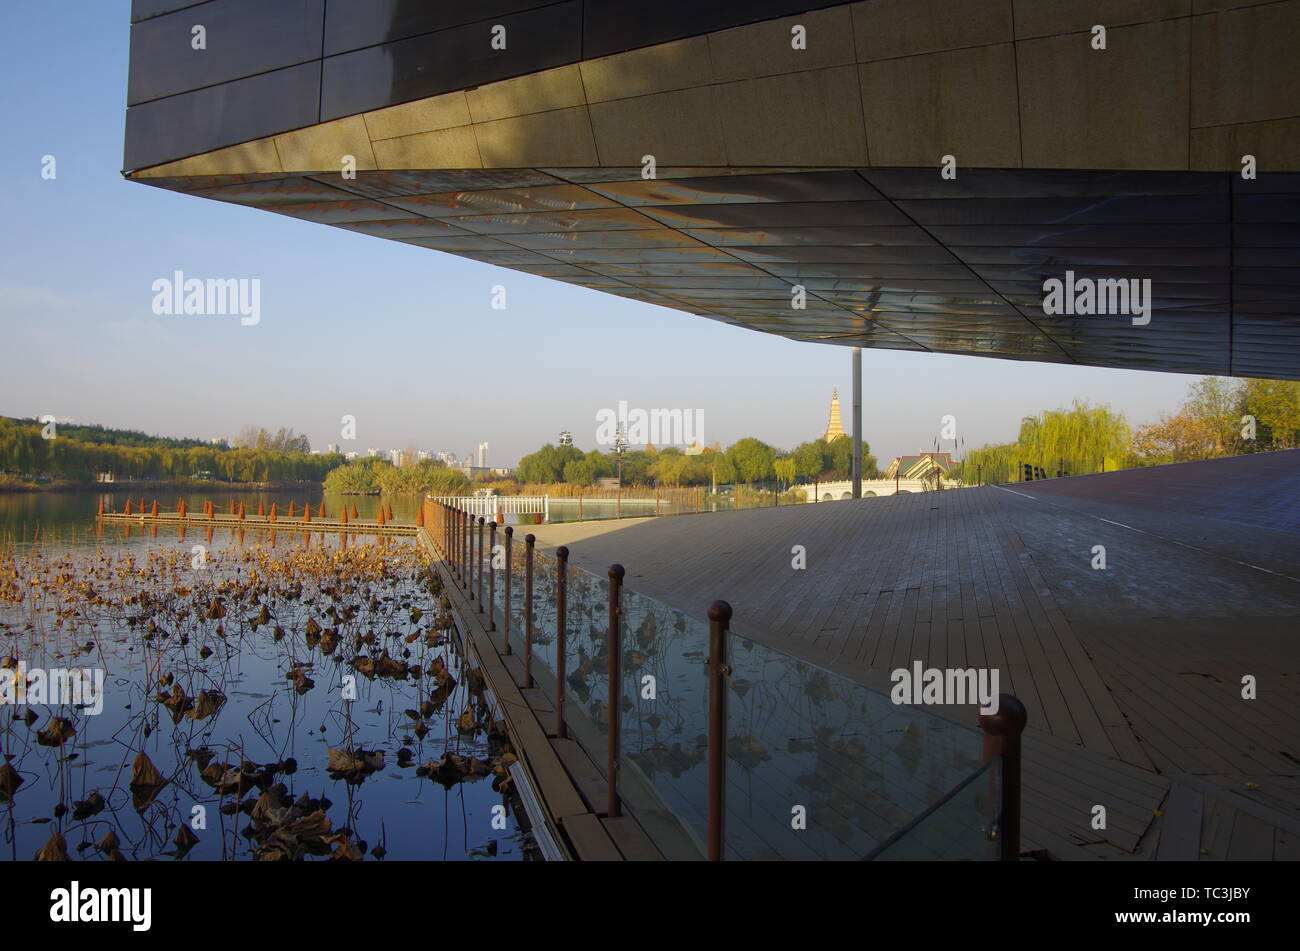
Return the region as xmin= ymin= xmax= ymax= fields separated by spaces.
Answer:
xmin=522 ymin=452 xmax=1300 ymax=860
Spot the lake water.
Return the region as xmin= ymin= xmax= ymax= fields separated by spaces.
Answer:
xmin=0 ymin=491 xmax=533 ymax=862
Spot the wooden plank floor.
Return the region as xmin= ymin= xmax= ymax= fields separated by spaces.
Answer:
xmin=525 ymin=456 xmax=1300 ymax=860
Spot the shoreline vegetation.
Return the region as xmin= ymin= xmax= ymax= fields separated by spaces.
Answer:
xmin=0 ymin=418 xmax=341 ymax=491
xmin=6 ymin=376 xmax=1296 ymax=498
xmin=0 ymin=474 xmax=327 ymax=494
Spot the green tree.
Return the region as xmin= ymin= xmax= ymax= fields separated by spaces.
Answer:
xmin=1185 ymin=377 xmax=1245 ymax=453
xmin=726 ymin=438 xmax=777 ymax=484
xmin=563 ymin=458 xmax=599 ymax=485
xmin=1243 ymin=378 xmax=1300 ymax=448
xmin=517 ymin=444 xmax=583 ymax=483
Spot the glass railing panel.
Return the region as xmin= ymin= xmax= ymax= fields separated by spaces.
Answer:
xmin=555 ymin=565 xmax=610 ymax=775
xmin=616 ymin=586 xmax=711 ymax=859
xmin=867 ymin=757 xmax=1002 ymax=861
xmin=455 ymin=513 xmax=995 ymax=862
xmin=525 ymin=547 xmax=560 ymax=707
xmin=722 ymin=634 xmax=985 ymax=860
xmin=500 ymin=532 xmax=528 ymax=659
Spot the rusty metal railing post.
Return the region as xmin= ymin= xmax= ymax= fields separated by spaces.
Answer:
xmin=980 ymin=694 xmax=1027 ymax=862
xmin=488 ymin=520 xmax=497 ymax=631
xmin=476 ymin=517 xmax=485 ymax=613
xmin=460 ymin=509 xmax=468 ymax=589
xmin=503 ymin=526 xmax=513 ymax=654
xmin=463 ymin=508 xmax=470 ymax=588
xmin=554 ymin=545 xmax=569 ymax=739
xmin=524 ymin=534 xmax=536 ymax=688
xmin=707 ymin=599 xmax=732 ymax=861
xmin=607 ymin=564 xmax=625 ymax=817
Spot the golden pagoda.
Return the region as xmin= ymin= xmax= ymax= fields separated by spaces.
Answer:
xmin=824 ymin=389 xmax=846 ymax=442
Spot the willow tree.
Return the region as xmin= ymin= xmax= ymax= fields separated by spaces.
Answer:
xmin=1013 ymin=400 xmax=1130 ymax=475
xmin=964 ymin=401 xmax=1131 ymax=482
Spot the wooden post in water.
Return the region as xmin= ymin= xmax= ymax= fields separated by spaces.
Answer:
xmin=554 ymin=546 xmax=569 ymax=739
xmin=524 ymin=533 xmax=536 ymax=689
xmin=707 ymin=599 xmax=732 ymax=861
xmin=607 ymin=564 xmax=625 ymax=817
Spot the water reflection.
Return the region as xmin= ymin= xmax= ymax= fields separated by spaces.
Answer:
xmin=0 ymin=510 xmax=536 ymax=862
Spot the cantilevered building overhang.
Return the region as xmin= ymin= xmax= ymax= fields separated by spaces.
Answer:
xmin=124 ymin=0 xmax=1300 ymax=380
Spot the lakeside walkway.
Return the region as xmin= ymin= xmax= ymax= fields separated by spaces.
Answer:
xmin=523 ymin=451 xmax=1300 ymax=860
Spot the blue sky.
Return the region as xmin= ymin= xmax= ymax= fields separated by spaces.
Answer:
xmin=0 ymin=1 xmax=1200 ymax=467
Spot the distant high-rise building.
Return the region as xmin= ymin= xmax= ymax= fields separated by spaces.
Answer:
xmin=417 ymin=449 xmax=430 ymax=462
xmin=477 ymin=442 xmax=489 ymax=469
xmin=559 ymin=430 xmax=573 ymax=446
xmin=344 ymin=451 xmax=358 ymax=461
xmin=326 ymin=443 xmax=339 ymax=455
xmin=388 ymin=449 xmax=401 ymax=466
xmin=824 ymin=389 xmax=847 ymax=442
xmin=366 ymin=448 xmax=378 ymax=457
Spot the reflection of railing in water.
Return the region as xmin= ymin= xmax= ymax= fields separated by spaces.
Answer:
xmin=425 ymin=496 xmax=1027 ymax=861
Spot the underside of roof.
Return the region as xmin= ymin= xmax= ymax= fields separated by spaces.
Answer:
xmin=124 ymin=0 xmax=1300 ymax=380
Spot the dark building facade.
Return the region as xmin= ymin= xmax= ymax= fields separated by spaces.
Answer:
xmin=125 ymin=0 xmax=1300 ymax=380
